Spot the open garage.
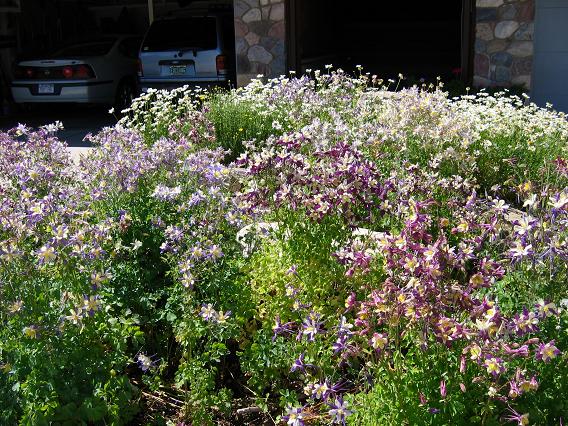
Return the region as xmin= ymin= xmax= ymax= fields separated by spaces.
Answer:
xmin=287 ymin=1 xmax=472 ymax=82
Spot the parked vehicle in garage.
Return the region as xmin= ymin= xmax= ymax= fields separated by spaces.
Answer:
xmin=11 ymin=35 xmax=142 ymax=110
xmin=138 ymin=14 xmax=235 ymax=91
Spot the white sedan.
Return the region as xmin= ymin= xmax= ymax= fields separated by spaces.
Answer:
xmin=11 ymin=35 xmax=142 ymax=110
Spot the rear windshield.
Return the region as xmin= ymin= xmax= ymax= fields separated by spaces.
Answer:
xmin=52 ymin=41 xmax=115 ymax=57
xmin=142 ymin=17 xmax=217 ymax=51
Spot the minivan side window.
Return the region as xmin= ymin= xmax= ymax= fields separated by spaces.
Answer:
xmin=142 ymin=18 xmax=217 ymax=51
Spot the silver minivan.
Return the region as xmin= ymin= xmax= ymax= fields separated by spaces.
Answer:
xmin=138 ymin=14 xmax=235 ymax=91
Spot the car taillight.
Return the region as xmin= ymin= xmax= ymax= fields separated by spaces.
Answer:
xmin=14 ymin=66 xmax=34 ymax=79
xmin=137 ymin=59 xmax=143 ymax=77
xmin=74 ymin=65 xmax=94 ymax=79
xmin=62 ymin=65 xmax=95 ymax=79
xmin=216 ymin=55 xmax=228 ymax=75
xmin=62 ymin=66 xmax=74 ymax=78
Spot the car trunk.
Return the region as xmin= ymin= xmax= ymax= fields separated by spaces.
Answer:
xmin=140 ymin=50 xmax=219 ymax=80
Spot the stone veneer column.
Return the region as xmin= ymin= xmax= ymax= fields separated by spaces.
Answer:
xmin=474 ymin=0 xmax=534 ymax=89
xmin=234 ymin=0 xmax=286 ymax=87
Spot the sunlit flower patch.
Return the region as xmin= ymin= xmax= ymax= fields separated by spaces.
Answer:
xmin=0 ymin=70 xmax=567 ymax=425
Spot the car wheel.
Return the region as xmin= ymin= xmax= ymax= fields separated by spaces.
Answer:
xmin=114 ymin=80 xmax=135 ymax=113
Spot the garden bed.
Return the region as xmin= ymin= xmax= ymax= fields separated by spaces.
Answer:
xmin=0 ymin=71 xmax=567 ymax=425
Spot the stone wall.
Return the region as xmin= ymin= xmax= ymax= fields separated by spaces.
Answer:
xmin=233 ymin=0 xmax=286 ymax=87
xmin=474 ymin=0 xmax=534 ymax=89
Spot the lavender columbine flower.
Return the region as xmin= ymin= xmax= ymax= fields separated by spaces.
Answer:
xmin=337 ymin=316 xmax=353 ymax=337
xmin=199 ymin=303 xmax=216 ymax=321
xmin=536 ymin=340 xmax=561 ymax=363
xmin=36 ymin=244 xmax=56 ymax=264
xmin=215 ymin=310 xmax=231 ymax=324
xmin=83 ymin=295 xmax=101 ymax=317
xmin=535 ymin=300 xmax=557 ymax=318
xmin=208 ymin=244 xmax=223 ymax=260
xmin=90 ymin=270 xmax=111 ymax=290
xmin=312 ymin=380 xmax=331 ymax=400
xmin=65 ymin=308 xmax=83 ymax=325
xmin=286 ymin=264 xmax=298 ymax=275
xmin=328 ymin=397 xmax=352 ymax=425
xmin=283 ymin=405 xmax=305 ymax=426
xmin=152 ymin=184 xmax=182 ymax=201
xmin=137 ymin=352 xmax=157 ymax=372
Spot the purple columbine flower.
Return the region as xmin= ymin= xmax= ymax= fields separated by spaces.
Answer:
xmin=272 ymin=315 xmax=295 ymax=341
xmin=513 ymin=309 xmax=539 ymax=335
xmin=282 ymin=405 xmax=305 ymax=426
xmin=301 ymin=316 xmax=322 ymax=341
xmin=502 ymin=344 xmax=529 ymax=358
xmin=502 ymin=407 xmax=530 ymax=425
xmin=332 ymin=335 xmax=348 ymax=354
xmin=290 ymin=353 xmax=315 ymax=373
xmin=328 ymin=397 xmax=352 ymax=425
xmin=536 ymin=340 xmax=561 ymax=363
xmin=484 ymin=356 xmax=506 ymax=377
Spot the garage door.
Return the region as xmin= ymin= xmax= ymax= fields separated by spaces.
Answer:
xmin=532 ymin=0 xmax=568 ymax=112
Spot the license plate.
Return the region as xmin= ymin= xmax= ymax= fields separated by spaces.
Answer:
xmin=38 ymin=83 xmax=54 ymax=94
xmin=170 ymin=65 xmax=186 ymax=75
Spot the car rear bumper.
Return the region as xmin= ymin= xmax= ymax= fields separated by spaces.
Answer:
xmin=11 ymin=80 xmax=115 ymax=104
xmin=139 ymin=77 xmax=232 ymax=92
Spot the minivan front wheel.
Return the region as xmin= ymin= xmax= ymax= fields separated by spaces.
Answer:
xmin=114 ymin=80 xmax=136 ymax=113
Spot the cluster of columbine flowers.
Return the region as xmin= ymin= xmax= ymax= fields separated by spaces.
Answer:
xmin=235 ymin=130 xmax=392 ymax=224
xmin=266 ymin=193 xmax=565 ymax=423
xmin=232 ymin=75 xmax=567 ymax=421
xmin=1 ymin=68 xmax=567 ymax=424
xmin=0 ymin=109 xmax=234 ymax=415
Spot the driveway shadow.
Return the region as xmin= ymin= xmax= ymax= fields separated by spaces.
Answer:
xmin=0 ymin=104 xmax=117 ymax=146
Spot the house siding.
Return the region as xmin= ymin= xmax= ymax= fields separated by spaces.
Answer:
xmin=474 ymin=0 xmax=535 ymax=89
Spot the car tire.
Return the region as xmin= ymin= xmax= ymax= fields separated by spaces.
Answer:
xmin=114 ymin=80 xmax=136 ymax=113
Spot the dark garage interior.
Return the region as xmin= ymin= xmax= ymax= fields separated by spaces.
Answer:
xmin=289 ymin=0 xmax=469 ymax=83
